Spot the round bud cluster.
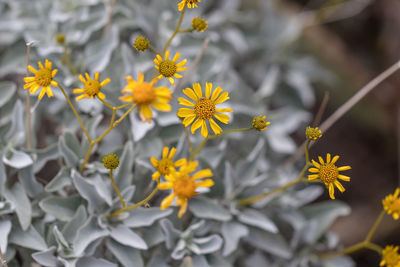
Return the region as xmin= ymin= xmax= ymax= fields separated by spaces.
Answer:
xmin=56 ymin=33 xmax=65 ymax=44
xmin=134 ymin=36 xmax=150 ymax=52
xmin=305 ymin=126 xmax=322 ymax=141
xmin=103 ymin=153 xmax=120 ymax=170
xmin=252 ymin=115 xmax=270 ymax=131
xmin=192 ymin=17 xmax=208 ymax=32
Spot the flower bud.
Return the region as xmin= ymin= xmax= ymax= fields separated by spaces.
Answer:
xmin=134 ymin=36 xmax=150 ymax=52
xmin=103 ymin=153 xmax=120 ymax=170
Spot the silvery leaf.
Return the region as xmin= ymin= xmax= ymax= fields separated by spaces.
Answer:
xmin=0 ymin=81 xmax=16 ymax=107
xmin=4 ymin=182 xmax=31 ymax=230
xmin=0 ymin=158 xmax=5 ymax=195
xmin=18 ymin=166 xmax=43 ymax=197
xmin=45 ymin=167 xmax=72 ymax=192
xmin=33 ymin=143 xmax=59 ymax=173
xmin=39 ymin=195 xmax=83 ymax=222
xmin=115 ymin=141 xmax=134 ymax=189
xmin=106 ymin=239 xmax=144 ymax=267
xmin=255 ymin=66 xmax=280 ymax=98
xmin=0 ymin=220 xmax=11 ymax=253
xmin=9 ymin=224 xmax=47 ymax=251
xmin=237 ymin=208 xmax=278 ymax=233
xmin=5 ymin=100 xmax=25 ymax=144
xmin=110 ymin=225 xmax=148 ymax=250
xmin=123 ymin=207 xmax=173 ymax=228
xmin=62 ymin=205 xmax=88 ymax=243
xmin=130 ymin=112 xmax=155 ymax=142
xmin=141 ymin=222 xmax=165 ymax=248
xmin=221 ymin=221 xmax=248 ymax=256
xmin=72 ymin=216 xmax=108 ymax=256
xmin=192 ymin=235 xmax=223 ymax=255
xmin=160 ymin=219 xmax=180 ymax=249
xmin=32 ymin=247 xmax=59 ymax=267
xmin=189 ymin=197 xmax=232 ymax=221
xmin=3 ymin=148 xmax=33 ymax=169
xmin=58 ymin=134 xmax=79 ymax=167
xmin=76 ymin=257 xmax=117 ymax=267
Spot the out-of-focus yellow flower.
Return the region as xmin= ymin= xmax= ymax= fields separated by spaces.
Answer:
xmin=73 ymin=72 xmax=110 ymax=101
xmin=252 ymin=115 xmax=270 ymax=131
xmin=178 ymin=0 xmax=201 ymax=11
xmin=177 ymin=83 xmax=232 ymax=137
xmin=154 ymin=50 xmax=187 ymax=86
xmin=380 ymin=245 xmax=400 ymax=267
xmin=24 ymin=59 xmax=58 ymax=99
xmin=159 ymin=160 xmax=214 ymax=217
xmin=308 ymin=153 xmax=351 ymax=199
xmin=119 ymin=72 xmax=172 ymax=122
xmin=383 ymin=188 xmax=400 ymax=220
xmin=192 ymin=17 xmax=208 ymax=32
xmin=150 ymin=147 xmax=186 ymax=180
xmin=306 ymin=126 xmax=322 ymax=141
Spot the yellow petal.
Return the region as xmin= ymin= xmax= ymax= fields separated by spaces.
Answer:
xmin=183 ymin=88 xmax=198 ymax=101
xmin=209 ymin=118 xmax=222 ymax=135
xmin=176 ymin=59 xmax=187 ymax=67
xmin=311 ymin=159 xmax=320 ymax=168
xmin=337 ymin=166 xmax=351 ymax=171
xmin=140 ymin=105 xmax=153 ymax=122
xmin=318 ymin=156 xmax=325 ymax=165
xmin=27 ymin=65 xmax=37 ymax=74
xmin=38 ymin=88 xmax=46 ymax=100
xmin=152 ymin=171 xmax=160 ymax=180
xmin=97 ymin=92 xmax=106 ymax=100
xmin=182 ymin=114 xmax=196 ymax=127
xmin=169 ymin=148 xmax=177 ymax=159
xmin=205 ymin=82 xmax=212 ymax=99
xmin=162 ymin=147 xmax=169 ymax=159
xmin=150 ymin=157 xmax=158 ymax=167
xmin=195 ymin=179 xmax=214 ymax=188
xmin=160 ymin=193 xmax=175 ymax=210
xmin=191 ymin=118 xmax=203 ymax=134
xmin=177 ymin=198 xmax=188 ymax=218
xmin=172 ymin=52 xmax=180 ymax=63
xmin=328 ymin=183 xmax=335 ymax=199
xmin=178 ymin=97 xmax=195 ymax=107
xmin=326 ymin=153 xmax=331 ymax=164
xmin=215 ymin=108 xmax=232 ymax=113
xmin=211 ymin=86 xmax=222 ymax=101
xmin=201 ymin=120 xmax=208 ymax=137
xmin=100 ymin=78 xmax=111 ymax=87
xmin=177 ymin=108 xmax=195 ymax=117
xmin=152 ymin=101 xmax=171 ymax=112
xmin=158 ymin=182 xmax=173 ymax=190
xmin=79 ymin=75 xmax=86 ymax=83
xmin=192 ymin=169 xmax=213 ymax=180
xmin=308 ymin=168 xmax=319 ymax=173
xmin=337 ymin=174 xmax=350 ymax=181
xmin=214 ymin=92 xmax=229 ymax=105
xmin=334 ymin=180 xmax=345 ymax=192
xmin=193 ymin=83 xmax=203 ymax=99
xmin=308 ymin=174 xmax=319 ymax=180
xmin=331 ymin=155 xmax=340 ymax=164
xmin=213 ymin=113 xmax=230 ymax=124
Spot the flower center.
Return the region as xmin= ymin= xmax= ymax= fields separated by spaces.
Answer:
xmin=194 ymin=98 xmax=215 ymax=120
xmin=318 ymin=163 xmax=339 ymax=184
xmin=159 ymin=60 xmax=177 ymax=77
xmin=158 ymin=158 xmax=173 ymax=176
xmin=84 ymin=80 xmax=101 ymax=97
xmin=391 ymin=199 xmax=400 ymax=212
xmin=187 ymin=0 xmax=199 ymax=3
xmin=132 ymin=83 xmax=156 ymax=104
xmin=173 ymin=175 xmax=196 ymax=199
xmin=35 ymin=68 xmax=52 ymax=86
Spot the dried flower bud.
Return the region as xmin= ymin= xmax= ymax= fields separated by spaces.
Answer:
xmin=192 ymin=17 xmax=208 ymax=32
xmin=103 ymin=153 xmax=120 ymax=170
xmin=305 ymin=126 xmax=322 ymax=141
xmin=252 ymin=115 xmax=270 ymax=131
xmin=134 ymin=36 xmax=150 ymax=52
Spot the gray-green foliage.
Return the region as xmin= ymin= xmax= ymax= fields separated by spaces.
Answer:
xmin=0 ymin=0 xmax=352 ymax=266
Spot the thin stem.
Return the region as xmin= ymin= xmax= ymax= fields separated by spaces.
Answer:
xmin=109 ymin=178 xmax=160 ymax=218
xmin=25 ymin=42 xmax=33 ymax=150
xmin=162 ymin=5 xmax=187 ymax=55
xmin=238 ymin=162 xmax=311 ymax=205
xmin=115 ymin=103 xmax=131 ymax=110
xmin=80 ymin=143 xmax=94 ymax=173
xmin=184 ymin=127 xmax=193 ymax=154
xmin=319 ymin=242 xmax=365 ymax=259
xmin=30 ymin=98 xmax=41 ymax=113
xmin=103 ymin=0 xmax=117 ymax=37
xmin=0 ymin=247 xmax=7 ymax=267
xmin=178 ymin=28 xmax=194 ymax=33
xmin=57 ymin=84 xmax=92 ymax=142
xmin=189 ymin=128 xmax=252 ymax=161
xmin=365 ymin=210 xmax=385 ymax=242
xmin=110 ymin=109 xmax=116 ymax=128
xmin=305 ymin=140 xmax=311 ymax=164
xmin=99 ymin=97 xmax=115 ymax=110
xmin=109 ymin=170 xmax=125 ymax=208
xmin=364 ymin=242 xmax=382 ymax=254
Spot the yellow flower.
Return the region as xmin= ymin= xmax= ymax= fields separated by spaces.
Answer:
xmin=102 ymin=154 xmax=120 ymax=170
xmin=24 ymin=59 xmax=59 ymax=100
xmin=119 ymin=72 xmax=172 ymax=122
xmin=178 ymin=0 xmax=201 ymax=11
xmin=159 ymin=160 xmax=214 ymax=217
xmin=252 ymin=115 xmax=270 ymax=131
xmin=154 ymin=50 xmax=187 ymax=86
xmin=192 ymin=17 xmax=208 ymax=32
xmin=73 ymin=72 xmax=110 ymax=101
xmin=308 ymin=154 xmax=351 ymax=199
xmin=306 ymin=126 xmax=322 ymax=141
xmin=150 ymin=147 xmax=186 ymax=180
xmin=134 ymin=36 xmax=150 ymax=52
xmin=177 ymin=83 xmax=232 ymax=137
xmin=380 ymin=245 xmax=400 ymax=267
xmin=383 ymin=188 xmax=400 ymax=220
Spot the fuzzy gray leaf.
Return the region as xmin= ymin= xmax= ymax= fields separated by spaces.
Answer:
xmin=73 ymin=216 xmax=108 ymax=256
xmin=115 ymin=141 xmax=135 ymax=189
xmin=189 ymin=197 xmax=232 ymax=221
xmin=123 ymin=207 xmax=173 ymax=228
xmin=76 ymin=257 xmax=117 ymax=267
xmin=110 ymin=225 xmax=148 ymax=250
xmin=192 ymin=235 xmax=223 ymax=255
xmin=221 ymin=221 xmax=248 ymax=256
xmin=0 ymin=81 xmax=16 ymax=107
xmin=32 ymin=247 xmax=59 ymax=267
xmin=45 ymin=168 xmax=72 ymax=192
xmin=9 ymin=224 xmax=47 ymax=251
xmin=106 ymin=239 xmax=144 ymax=267
xmin=4 ymin=182 xmax=31 ymax=230
xmin=0 ymin=220 xmax=11 ymax=253
xmin=39 ymin=195 xmax=83 ymax=222
xmin=62 ymin=205 xmax=88 ymax=243
xmin=3 ymin=148 xmax=33 ymax=169
xmin=238 ymin=209 xmax=278 ymax=233
xmin=18 ymin=166 xmax=44 ymax=197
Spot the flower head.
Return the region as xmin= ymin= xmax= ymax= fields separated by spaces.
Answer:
xmin=56 ymin=33 xmax=65 ymax=44
xmin=73 ymin=72 xmax=110 ymax=101
xmin=103 ymin=154 xmax=120 ymax=170
xmin=134 ymin=36 xmax=150 ymax=52
xmin=159 ymin=160 xmax=214 ymax=217
xmin=306 ymin=126 xmax=322 ymax=141
xmin=24 ymin=59 xmax=58 ymax=100
xmin=252 ymin=115 xmax=270 ymax=131
xmin=308 ymin=154 xmax=351 ymax=199
xmin=192 ymin=17 xmax=208 ymax=32
xmin=383 ymin=188 xmax=400 ymax=220
xmin=178 ymin=0 xmax=201 ymax=11
xmin=177 ymin=83 xmax=232 ymax=137
xmin=119 ymin=72 xmax=172 ymax=122
xmin=150 ymin=147 xmax=186 ymax=180
xmin=380 ymin=245 xmax=400 ymax=267
xmin=154 ymin=50 xmax=187 ymax=86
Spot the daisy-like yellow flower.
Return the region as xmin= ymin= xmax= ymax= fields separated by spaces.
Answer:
xmin=24 ymin=59 xmax=58 ymax=100
xmin=159 ymin=160 xmax=214 ymax=217
xmin=178 ymin=0 xmax=201 ymax=11
xmin=119 ymin=72 xmax=172 ymax=122
xmin=73 ymin=72 xmax=110 ymax=101
xmin=382 ymin=188 xmax=400 ymax=220
xmin=308 ymin=153 xmax=351 ymax=200
xmin=177 ymin=83 xmax=232 ymax=137
xmin=150 ymin=147 xmax=186 ymax=180
xmin=380 ymin=245 xmax=400 ymax=267
xmin=154 ymin=50 xmax=187 ymax=86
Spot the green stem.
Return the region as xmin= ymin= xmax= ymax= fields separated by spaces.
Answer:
xmin=109 ymin=178 xmax=160 ymax=218
xmin=109 ymin=170 xmax=126 ymax=208
xmin=57 ymin=84 xmax=92 ymax=142
xmin=80 ymin=143 xmax=94 ymax=173
xmin=365 ymin=210 xmax=385 ymax=242
xmin=99 ymin=97 xmax=115 ymax=110
xmin=364 ymin=242 xmax=382 ymax=254
xmin=178 ymin=28 xmax=194 ymax=33
xmin=184 ymin=127 xmax=193 ymax=154
xmin=319 ymin=242 xmax=365 ymax=259
xmin=189 ymin=127 xmax=252 ymax=160
xmin=162 ymin=5 xmax=187 ymax=55
xmin=305 ymin=140 xmax=311 ymax=164
xmin=110 ymin=110 xmax=116 ymax=128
